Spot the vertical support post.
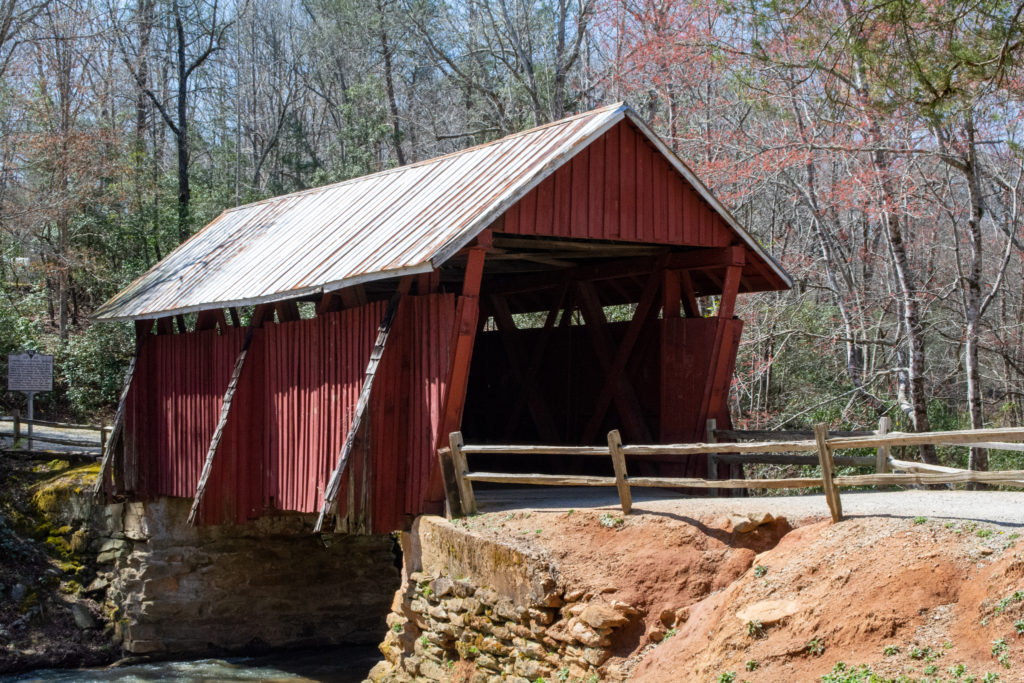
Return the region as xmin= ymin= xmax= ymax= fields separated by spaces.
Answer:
xmin=449 ymin=432 xmax=476 ymax=515
xmin=100 ymin=421 xmax=107 ymax=454
xmin=814 ymin=423 xmax=843 ymax=522
xmin=875 ymin=416 xmax=891 ymax=474
xmin=706 ymin=418 xmax=718 ymax=497
xmin=26 ymin=392 xmax=34 ymax=451
xmin=437 ymin=446 xmax=465 ymax=518
xmin=607 ymin=430 xmax=632 ymax=515
xmin=12 ymin=409 xmax=20 ymax=446
xmin=429 ymin=235 xmax=489 ymax=504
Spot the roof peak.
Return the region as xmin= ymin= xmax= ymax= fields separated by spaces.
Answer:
xmin=223 ymin=102 xmax=630 ymax=216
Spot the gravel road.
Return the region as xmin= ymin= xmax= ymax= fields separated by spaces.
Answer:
xmin=475 ymin=487 xmax=1024 ymax=529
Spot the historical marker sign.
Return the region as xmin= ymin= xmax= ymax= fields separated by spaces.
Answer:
xmin=8 ymin=351 xmax=53 ymax=392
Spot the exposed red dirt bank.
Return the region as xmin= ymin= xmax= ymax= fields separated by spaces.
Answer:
xmin=454 ymin=506 xmax=1024 ymax=681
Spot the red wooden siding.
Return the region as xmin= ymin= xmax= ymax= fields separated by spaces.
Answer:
xmin=124 ymin=294 xmax=456 ymax=532
xmin=502 ymin=120 xmax=733 ymax=247
xmin=660 ymin=317 xmax=743 ymax=477
xmin=123 ymin=328 xmax=245 ymax=499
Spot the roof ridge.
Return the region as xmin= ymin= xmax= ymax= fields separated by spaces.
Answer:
xmin=222 ymin=102 xmax=628 ymax=215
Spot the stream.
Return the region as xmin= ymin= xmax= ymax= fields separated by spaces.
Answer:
xmin=2 ymin=645 xmax=381 ymax=682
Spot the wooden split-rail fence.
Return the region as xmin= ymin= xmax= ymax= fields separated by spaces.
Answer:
xmin=437 ymin=421 xmax=1024 ymax=523
xmin=1 ymin=412 xmax=110 ymax=453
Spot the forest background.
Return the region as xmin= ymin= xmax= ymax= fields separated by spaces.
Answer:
xmin=2 ymin=0 xmax=1024 ymax=471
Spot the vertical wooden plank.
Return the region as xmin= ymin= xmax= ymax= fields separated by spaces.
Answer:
xmin=571 ymin=146 xmax=589 ymax=238
xmin=619 ymin=123 xmax=636 ymax=241
xmin=683 ymin=187 xmax=699 ymax=244
xmin=589 ymin=133 xmax=605 ymax=238
xmin=605 ymin=123 xmax=620 ymax=239
xmin=643 ymin=144 xmax=656 ymax=242
xmin=814 ymin=423 xmax=843 ymax=522
xmin=519 ymin=187 xmax=538 ymax=234
xmin=536 ymin=175 xmax=555 ymax=235
xmin=449 ymin=431 xmax=477 ymax=515
xmin=554 ymin=161 xmax=572 ymax=238
xmin=607 ymin=430 xmax=632 ymax=515
xmin=654 ymin=156 xmax=671 ymax=243
xmin=679 ymin=271 xmax=700 ymax=317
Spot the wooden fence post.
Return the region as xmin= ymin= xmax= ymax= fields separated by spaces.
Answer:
xmin=437 ymin=447 xmax=465 ymax=518
xmin=607 ymin=430 xmax=632 ymax=515
xmin=450 ymin=432 xmax=477 ymax=515
xmin=706 ymin=419 xmax=718 ymax=497
xmin=814 ymin=423 xmax=843 ymax=522
xmin=12 ymin=409 xmax=20 ymax=446
xmin=99 ymin=422 xmax=107 ymax=454
xmin=875 ymin=416 xmax=891 ymax=474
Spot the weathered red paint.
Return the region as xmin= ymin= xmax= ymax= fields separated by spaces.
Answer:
xmin=124 ymin=294 xmax=455 ymax=531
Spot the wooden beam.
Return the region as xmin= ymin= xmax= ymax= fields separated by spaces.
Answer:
xmin=717 ymin=263 xmax=744 ymax=319
xmin=450 ymin=432 xmax=477 ymax=515
xmin=228 ymin=307 xmax=241 ymax=327
xmin=316 ymin=292 xmax=343 ymax=315
xmin=663 ymin=270 xmax=681 ymax=319
xmin=156 ymin=316 xmax=174 ymax=335
xmin=175 ymin=314 xmax=188 ymax=333
xmin=186 ymin=324 xmax=259 ymax=526
xmin=815 ymin=423 xmax=843 ymax=522
xmin=314 ymin=281 xmax=410 ymax=533
xmin=195 ymin=309 xmax=220 ymax=331
xmin=339 ymin=285 xmax=368 ymax=309
xmin=503 ymin=284 xmax=568 ymax=438
xmin=93 ymin=322 xmax=148 ymax=500
xmin=581 ymin=259 xmax=665 ymax=443
xmin=275 ymin=300 xmax=300 ymax=322
xmin=575 ymin=281 xmax=652 ymax=443
xmin=490 ymin=295 xmax=559 ymax=441
xmin=428 ymin=244 xmax=488 ymax=504
xmin=679 ymin=271 xmax=699 ymax=317
xmin=485 ymin=247 xmax=742 ymax=297
xmin=607 ymin=430 xmax=632 ymax=514
xmin=417 ymin=269 xmax=440 ymax=295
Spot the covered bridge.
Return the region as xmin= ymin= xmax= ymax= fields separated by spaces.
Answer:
xmin=93 ymin=103 xmax=791 ymax=533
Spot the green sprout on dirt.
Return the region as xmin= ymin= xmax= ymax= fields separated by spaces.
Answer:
xmin=745 ymin=659 xmax=759 ymax=671
xmin=914 ymin=516 xmax=928 ymax=524
xmin=599 ymin=513 xmax=624 ymax=528
xmin=883 ymin=644 xmax=900 ymax=656
xmin=753 ymin=564 xmax=768 ymax=578
xmin=1015 ymin=619 xmax=1024 ymax=635
xmin=746 ymin=619 xmax=765 ymax=638
xmin=948 ymin=663 xmax=967 ymax=677
xmin=992 ymin=638 xmax=1010 ymax=668
xmin=807 ymin=637 xmax=825 ymax=656
xmin=391 ymin=623 xmax=402 ymax=633
xmin=978 ymin=528 xmax=995 ymax=539
xmin=924 ymin=664 xmax=938 ymax=675
xmin=557 ymin=668 xmax=569 ymax=681
xmin=994 ymin=591 xmax=1024 ymax=616
xmin=664 ymin=628 xmax=678 ymax=640
xmin=983 ymin=673 xmax=1002 ymax=682
xmin=910 ymin=645 xmax=934 ymax=661
xmin=715 ymin=673 xmax=736 ymax=683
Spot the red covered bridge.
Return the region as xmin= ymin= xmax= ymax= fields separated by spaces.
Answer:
xmin=93 ymin=103 xmax=791 ymax=534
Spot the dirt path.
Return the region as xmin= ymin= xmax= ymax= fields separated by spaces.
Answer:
xmin=475 ymin=487 xmax=1024 ymax=529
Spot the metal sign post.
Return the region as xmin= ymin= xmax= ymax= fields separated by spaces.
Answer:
xmin=8 ymin=350 xmax=53 ymax=450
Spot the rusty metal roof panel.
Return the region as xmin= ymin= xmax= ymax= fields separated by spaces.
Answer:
xmin=95 ymin=102 xmax=790 ymax=321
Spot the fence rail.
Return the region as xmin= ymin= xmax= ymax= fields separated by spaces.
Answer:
xmin=0 ymin=412 xmax=109 ymax=452
xmin=437 ymin=423 xmax=1024 ymax=522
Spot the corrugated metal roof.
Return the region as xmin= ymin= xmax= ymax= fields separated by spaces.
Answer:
xmin=95 ymin=103 xmax=791 ymax=321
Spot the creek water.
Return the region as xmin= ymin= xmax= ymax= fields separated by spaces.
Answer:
xmin=3 ymin=645 xmax=381 ymax=683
